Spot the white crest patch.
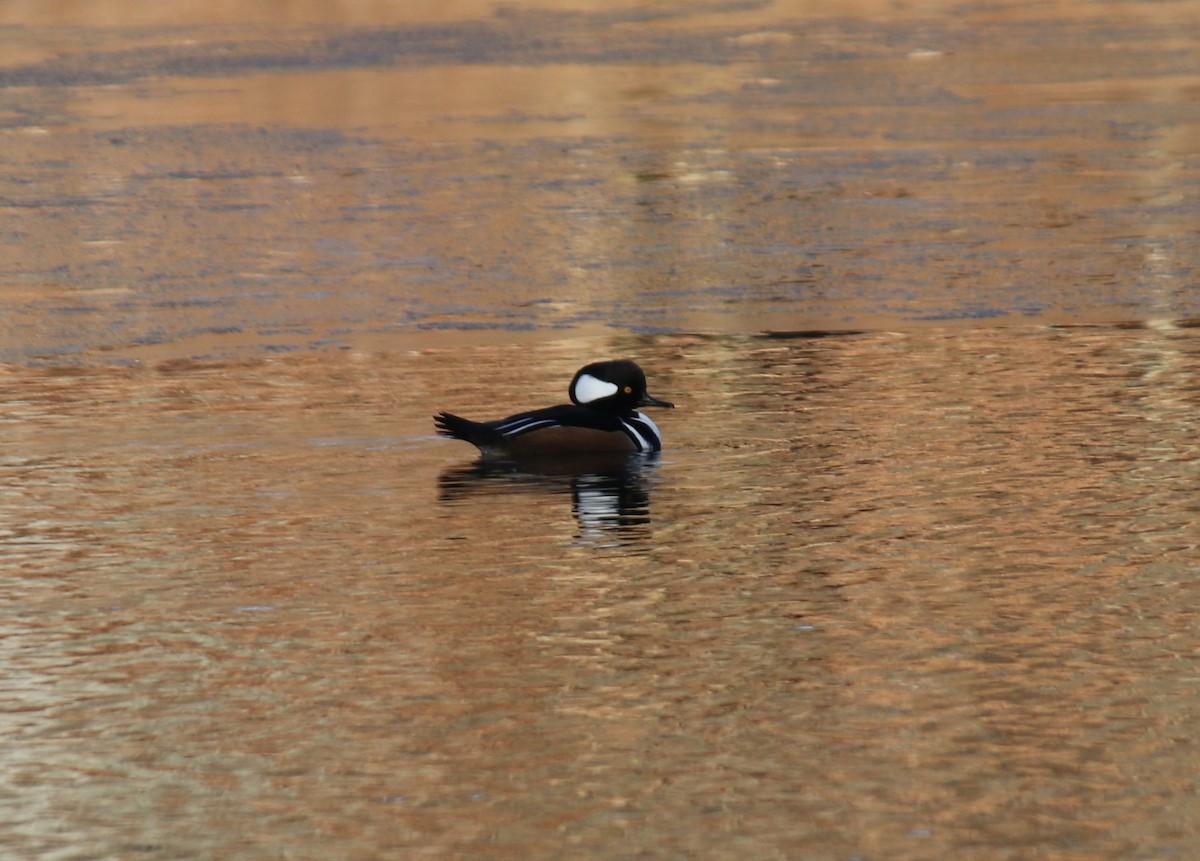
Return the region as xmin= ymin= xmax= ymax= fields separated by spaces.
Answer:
xmin=573 ymin=373 xmax=618 ymax=404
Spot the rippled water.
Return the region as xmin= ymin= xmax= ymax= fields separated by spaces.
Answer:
xmin=4 ymin=1 xmax=1200 ymax=859
xmin=5 ymin=326 xmax=1200 ymax=858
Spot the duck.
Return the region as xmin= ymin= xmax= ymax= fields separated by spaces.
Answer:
xmin=435 ymin=359 xmax=673 ymax=459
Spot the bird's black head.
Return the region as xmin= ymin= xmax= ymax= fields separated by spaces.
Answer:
xmin=568 ymin=360 xmax=674 ymax=413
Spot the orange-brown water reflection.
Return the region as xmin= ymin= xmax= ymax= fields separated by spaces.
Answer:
xmin=4 ymin=0 xmax=1200 ymax=857
xmin=4 ymin=325 xmax=1200 ymax=858
xmin=3 ymin=1 xmax=1200 ymax=364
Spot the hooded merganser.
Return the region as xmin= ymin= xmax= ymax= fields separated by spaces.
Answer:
xmin=435 ymin=359 xmax=674 ymax=459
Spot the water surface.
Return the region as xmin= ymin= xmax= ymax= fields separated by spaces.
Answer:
xmin=3 ymin=2 xmax=1200 ymax=859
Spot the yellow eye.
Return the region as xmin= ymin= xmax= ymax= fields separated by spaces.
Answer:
xmin=623 ymin=386 xmax=632 ymax=394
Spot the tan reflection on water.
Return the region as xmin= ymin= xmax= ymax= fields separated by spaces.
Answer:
xmin=70 ymin=64 xmax=754 ymax=142
xmin=3 ymin=325 xmax=1200 ymax=858
xmin=3 ymin=0 xmax=1200 ymax=362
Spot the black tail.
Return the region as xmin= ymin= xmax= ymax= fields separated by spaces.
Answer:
xmin=434 ymin=412 xmax=504 ymax=450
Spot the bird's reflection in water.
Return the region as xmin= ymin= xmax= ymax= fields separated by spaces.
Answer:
xmin=438 ymin=453 xmax=660 ymax=547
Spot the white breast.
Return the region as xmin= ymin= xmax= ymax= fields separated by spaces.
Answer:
xmin=620 ymin=412 xmax=662 ymax=452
